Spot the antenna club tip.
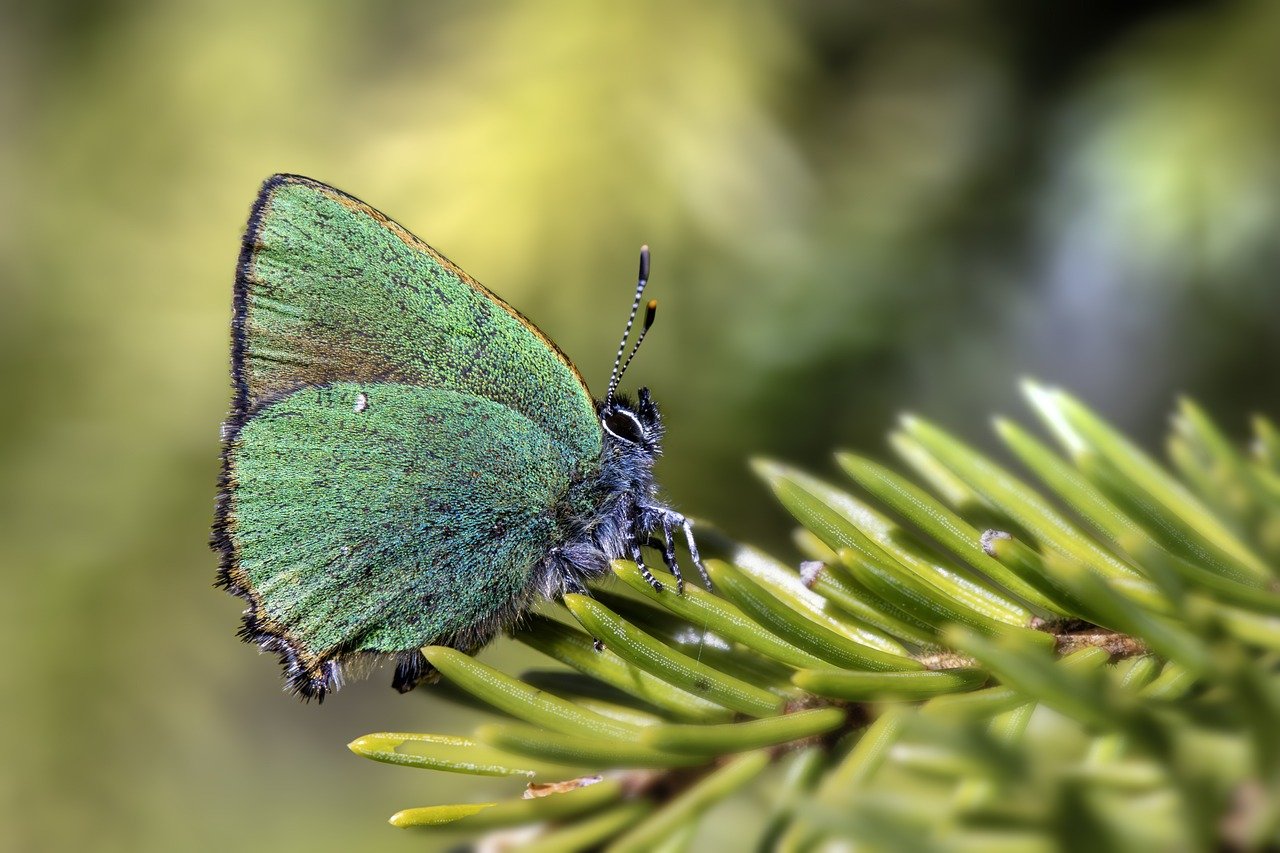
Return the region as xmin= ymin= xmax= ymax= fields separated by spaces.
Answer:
xmin=640 ymin=244 xmax=650 ymax=254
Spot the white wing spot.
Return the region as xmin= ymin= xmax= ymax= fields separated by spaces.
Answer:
xmin=354 ymin=392 xmax=369 ymax=413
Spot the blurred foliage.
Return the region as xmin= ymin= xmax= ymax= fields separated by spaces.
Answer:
xmin=3 ymin=2 xmax=1280 ymax=851
xmin=354 ymin=384 xmax=1280 ymax=850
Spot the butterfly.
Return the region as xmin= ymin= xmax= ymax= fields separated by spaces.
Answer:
xmin=212 ymin=175 xmax=706 ymax=700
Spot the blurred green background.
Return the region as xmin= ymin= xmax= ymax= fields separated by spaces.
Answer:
xmin=5 ymin=1 xmax=1280 ymax=850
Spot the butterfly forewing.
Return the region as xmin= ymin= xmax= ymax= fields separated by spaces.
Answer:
xmin=233 ymin=174 xmax=599 ymax=460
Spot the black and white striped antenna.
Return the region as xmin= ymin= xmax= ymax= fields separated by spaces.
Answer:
xmin=604 ymin=246 xmax=657 ymax=405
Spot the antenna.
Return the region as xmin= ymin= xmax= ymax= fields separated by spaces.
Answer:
xmin=615 ymin=299 xmax=657 ymax=388
xmin=605 ymin=246 xmax=654 ymax=405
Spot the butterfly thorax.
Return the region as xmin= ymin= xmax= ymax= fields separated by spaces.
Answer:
xmin=537 ymin=389 xmax=667 ymax=595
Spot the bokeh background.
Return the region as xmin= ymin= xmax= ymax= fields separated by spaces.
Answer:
xmin=5 ymin=1 xmax=1280 ymax=850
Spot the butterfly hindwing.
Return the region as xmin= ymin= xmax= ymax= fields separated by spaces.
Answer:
xmin=232 ymin=174 xmax=600 ymax=462
xmin=222 ymin=382 xmax=576 ymax=696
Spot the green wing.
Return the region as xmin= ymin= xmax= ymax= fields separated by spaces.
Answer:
xmin=223 ymin=382 xmax=573 ymax=695
xmin=219 ymin=175 xmax=605 ymax=696
xmin=232 ymin=174 xmax=599 ymax=462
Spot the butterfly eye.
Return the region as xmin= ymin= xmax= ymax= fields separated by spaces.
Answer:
xmin=602 ymin=409 xmax=646 ymax=445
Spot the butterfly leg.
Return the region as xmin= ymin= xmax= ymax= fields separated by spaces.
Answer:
xmin=685 ymin=522 xmax=711 ymax=590
xmin=659 ymin=514 xmax=685 ymax=595
xmin=644 ymin=533 xmax=681 ymax=585
xmin=666 ymin=511 xmax=711 ymax=591
xmin=631 ymin=540 xmax=664 ymax=592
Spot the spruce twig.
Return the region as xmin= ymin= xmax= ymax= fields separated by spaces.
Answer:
xmin=348 ymin=383 xmax=1280 ymax=850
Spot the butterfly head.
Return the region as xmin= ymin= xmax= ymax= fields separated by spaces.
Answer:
xmin=599 ymin=388 xmax=662 ymax=455
xmin=598 ymin=246 xmax=665 ymax=460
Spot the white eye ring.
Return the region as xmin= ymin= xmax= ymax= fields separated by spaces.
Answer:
xmin=602 ymin=409 xmax=645 ymax=444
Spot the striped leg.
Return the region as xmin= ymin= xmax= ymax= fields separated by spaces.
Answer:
xmin=631 ymin=540 xmax=664 ymax=592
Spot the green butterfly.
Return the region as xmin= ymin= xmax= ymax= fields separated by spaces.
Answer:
xmin=213 ymin=175 xmax=705 ymax=700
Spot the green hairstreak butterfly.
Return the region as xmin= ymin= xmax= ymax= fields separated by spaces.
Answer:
xmin=213 ymin=175 xmax=706 ymax=700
